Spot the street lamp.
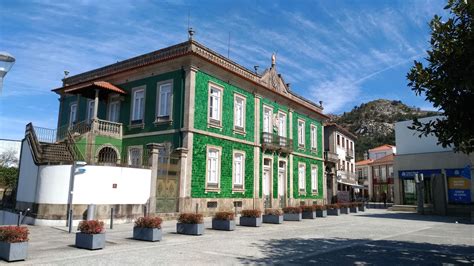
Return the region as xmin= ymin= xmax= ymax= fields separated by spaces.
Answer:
xmin=415 ymin=173 xmax=424 ymax=214
xmin=0 ymin=52 xmax=16 ymax=94
xmin=67 ymin=161 xmax=87 ymax=233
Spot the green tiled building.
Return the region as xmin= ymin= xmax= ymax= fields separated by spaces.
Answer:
xmin=53 ymin=39 xmax=328 ymax=214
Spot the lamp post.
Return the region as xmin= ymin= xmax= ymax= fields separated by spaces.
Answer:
xmin=0 ymin=52 xmax=16 ymax=94
xmin=415 ymin=173 xmax=424 ymax=214
xmin=67 ymin=161 xmax=87 ymax=233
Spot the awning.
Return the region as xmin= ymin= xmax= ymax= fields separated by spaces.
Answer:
xmin=63 ymin=81 xmax=126 ymax=99
xmin=337 ymin=180 xmax=366 ymax=189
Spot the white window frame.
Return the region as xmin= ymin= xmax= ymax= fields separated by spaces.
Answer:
xmin=298 ymin=162 xmax=306 ymax=193
xmin=130 ymin=86 xmax=146 ymax=125
xmin=311 ymin=165 xmax=318 ymax=193
xmin=298 ymin=119 xmax=305 ymax=147
xmin=69 ymin=103 xmax=77 ymax=127
xmin=155 ymin=80 xmax=173 ymax=122
xmin=232 ymin=150 xmax=245 ymax=191
xmin=263 ymin=105 xmax=273 ymax=133
xmin=86 ymin=100 xmax=95 ymax=123
xmin=127 ymin=145 xmax=143 ymax=167
xmin=233 ymin=93 xmax=246 ymax=133
xmin=208 ymin=82 xmax=223 ymax=127
xmin=107 ymin=96 xmax=120 ymax=122
xmin=310 ymin=124 xmax=318 ymax=150
xmin=278 ymin=111 xmax=287 ymax=137
xmin=205 ymin=145 xmax=222 ymax=191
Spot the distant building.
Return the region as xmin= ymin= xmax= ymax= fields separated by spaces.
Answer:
xmin=0 ymin=139 xmax=21 ymax=167
xmin=356 ymin=144 xmax=396 ymax=202
xmin=394 ymin=116 xmax=472 ymax=216
xmin=324 ymin=123 xmax=361 ymax=203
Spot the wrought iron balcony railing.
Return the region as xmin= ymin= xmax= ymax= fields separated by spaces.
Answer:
xmin=324 ymin=151 xmax=339 ymax=163
xmin=261 ymin=132 xmax=293 ymax=153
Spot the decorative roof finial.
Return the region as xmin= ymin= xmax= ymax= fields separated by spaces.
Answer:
xmin=188 ymin=27 xmax=195 ymax=41
xmin=271 ymin=53 xmax=276 ymax=67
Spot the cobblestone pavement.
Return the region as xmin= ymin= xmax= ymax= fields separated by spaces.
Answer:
xmin=4 ymin=209 xmax=474 ymax=265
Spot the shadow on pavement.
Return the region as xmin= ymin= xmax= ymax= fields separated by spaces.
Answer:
xmin=357 ymin=212 xmax=472 ymax=225
xmin=238 ymin=237 xmax=474 ymax=265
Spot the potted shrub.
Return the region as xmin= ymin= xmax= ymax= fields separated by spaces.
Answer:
xmin=283 ymin=207 xmax=302 ymax=221
xmin=177 ymin=213 xmax=204 ymax=235
xmin=349 ymin=202 xmax=359 ymax=213
xmin=340 ymin=203 xmax=350 ymax=214
xmin=301 ymin=205 xmax=317 ymax=219
xmin=239 ymin=209 xmax=262 ymax=227
xmin=212 ymin=211 xmax=235 ymax=231
xmin=0 ymin=226 xmax=29 ymax=262
xmin=326 ymin=204 xmax=340 ymax=216
xmin=133 ymin=216 xmax=163 ymax=242
xmin=357 ymin=202 xmax=366 ymax=212
xmin=314 ymin=205 xmax=327 ymax=217
xmin=75 ymin=220 xmax=105 ymax=250
xmin=262 ymin=209 xmax=283 ymax=224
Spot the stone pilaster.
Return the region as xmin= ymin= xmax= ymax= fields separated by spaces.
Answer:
xmin=147 ymin=143 xmax=164 ymax=214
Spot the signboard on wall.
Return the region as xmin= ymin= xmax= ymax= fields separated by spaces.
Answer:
xmin=446 ymin=167 xmax=471 ymax=204
xmin=398 ymin=169 xmax=442 ymax=179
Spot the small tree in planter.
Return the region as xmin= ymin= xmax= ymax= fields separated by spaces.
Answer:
xmin=301 ymin=205 xmax=317 ymax=219
xmin=313 ymin=205 xmax=327 ymax=217
xmin=212 ymin=211 xmax=235 ymax=231
xmin=133 ymin=216 xmax=163 ymax=242
xmin=326 ymin=204 xmax=340 ymax=216
xmin=283 ymin=207 xmax=302 ymax=221
xmin=177 ymin=213 xmax=204 ymax=235
xmin=349 ymin=202 xmax=359 ymax=213
xmin=75 ymin=220 xmax=105 ymax=250
xmin=340 ymin=203 xmax=350 ymax=214
xmin=0 ymin=226 xmax=29 ymax=262
xmin=357 ymin=202 xmax=366 ymax=212
xmin=262 ymin=209 xmax=283 ymax=224
xmin=239 ymin=209 xmax=262 ymax=227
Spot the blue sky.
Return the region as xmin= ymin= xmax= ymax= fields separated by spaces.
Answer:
xmin=0 ymin=0 xmax=447 ymax=140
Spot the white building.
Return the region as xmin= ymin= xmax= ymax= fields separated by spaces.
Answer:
xmin=394 ymin=116 xmax=473 ymax=216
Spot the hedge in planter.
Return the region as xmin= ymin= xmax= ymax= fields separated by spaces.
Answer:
xmin=239 ymin=209 xmax=262 ymax=227
xmin=340 ymin=203 xmax=350 ymax=214
xmin=75 ymin=220 xmax=105 ymax=250
xmin=177 ymin=213 xmax=204 ymax=235
xmin=349 ymin=203 xmax=359 ymax=213
xmin=262 ymin=209 xmax=283 ymax=224
xmin=314 ymin=205 xmax=327 ymax=217
xmin=212 ymin=211 xmax=235 ymax=231
xmin=0 ymin=226 xmax=29 ymax=262
xmin=133 ymin=216 xmax=163 ymax=242
xmin=326 ymin=204 xmax=340 ymax=216
xmin=301 ymin=205 xmax=317 ymax=219
xmin=283 ymin=207 xmax=302 ymax=221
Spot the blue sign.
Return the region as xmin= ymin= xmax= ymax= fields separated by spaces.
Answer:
xmin=446 ymin=166 xmax=471 ymax=204
xmin=398 ymin=169 xmax=442 ymax=179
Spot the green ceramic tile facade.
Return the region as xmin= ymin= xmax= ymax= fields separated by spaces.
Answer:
xmin=292 ymin=155 xmax=324 ymax=199
xmin=292 ymin=111 xmax=323 ymax=158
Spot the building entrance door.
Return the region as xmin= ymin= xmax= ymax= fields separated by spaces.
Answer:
xmin=263 ymin=158 xmax=272 ymax=208
xmin=155 ymin=147 xmax=180 ymax=213
xmin=278 ymin=161 xmax=286 ymax=208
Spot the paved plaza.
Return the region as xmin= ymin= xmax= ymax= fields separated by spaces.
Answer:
xmin=7 ymin=209 xmax=474 ymax=265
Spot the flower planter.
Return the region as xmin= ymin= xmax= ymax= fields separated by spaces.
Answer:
xmin=177 ymin=223 xmax=204 ymax=235
xmin=316 ymin=210 xmax=327 ymax=217
xmin=212 ymin=219 xmax=236 ymax=231
xmin=340 ymin=207 xmax=349 ymax=214
xmin=0 ymin=241 xmax=28 ymax=262
xmin=358 ymin=205 xmax=365 ymax=212
xmin=262 ymin=214 xmax=283 ymax=224
xmin=350 ymin=207 xmax=358 ymax=213
xmin=239 ymin=216 xmax=262 ymax=227
xmin=302 ymin=211 xmax=316 ymax=219
xmin=133 ymin=227 xmax=162 ymax=242
xmin=327 ymin=208 xmax=340 ymax=216
xmin=75 ymin=233 xmax=105 ymax=250
xmin=283 ymin=213 xmax=302 ymax=221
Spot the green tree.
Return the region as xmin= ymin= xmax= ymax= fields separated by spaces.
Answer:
xmin=407 ymin=0 xmax=474 ymax=153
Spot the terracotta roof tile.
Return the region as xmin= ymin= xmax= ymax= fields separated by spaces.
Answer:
xmin=369 ymin=144 xmax=395 ymax=152
xmin=370 ymin=154 xmax=394 ymax=165
xmin=356 ymin=159 xmax=374 ymax=166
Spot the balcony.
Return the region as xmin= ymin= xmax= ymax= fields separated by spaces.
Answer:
xmin=346 ymin=149 xmax=354 ymax=160
xmin=324 ymin=151 xmax=339 ymax=163
xmin=261 ymin=132 xmax=293 ymax=153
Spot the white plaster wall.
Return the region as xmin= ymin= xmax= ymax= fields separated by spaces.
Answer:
xmin=35 ymin=165 xmax=151 ymax=205
xmin=16 ymin=139 xmax=39 ymax=203
xmin=395 ymin=116 xmax=451 ymax=155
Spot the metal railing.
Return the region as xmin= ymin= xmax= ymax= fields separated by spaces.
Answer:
xmin=324 ymin=151 xmax=339 ymax=163
xmin=261 ymin=132 xmax=293 ymax=153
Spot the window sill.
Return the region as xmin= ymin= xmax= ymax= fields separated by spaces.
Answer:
xmin=208 ymin=122 xmax=223 ymax=130
xmin=311 ymin=148 xmax=318 ymax=153
xmin=205 ymin=185 xmax=220 ymax=193
xmin=154 ymin=119 xmax=173 ymax=126
xmin=299 ymin=190 xmax=306 ymax=196
xmin=232 ymin=189 xmax=245 ymax=194
xmin=233 ymin=128 xmax=246 ymax=136
xmin=128 ymin=122 xmax=144 ymax=129
xmin=312 ymin=190 xmax=319 ymax=196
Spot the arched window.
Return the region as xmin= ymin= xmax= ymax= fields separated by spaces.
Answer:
xmin=97 ymin=147 xmax=118 ymax=165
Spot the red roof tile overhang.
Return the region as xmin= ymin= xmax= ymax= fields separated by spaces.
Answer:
xmin=61 ymin=81 xmax=126 ymax=100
